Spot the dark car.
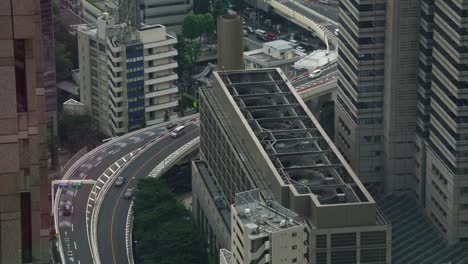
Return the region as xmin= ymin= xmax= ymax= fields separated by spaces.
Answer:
xmin=63 ymin=204 xmax=72 ymax=216
xmin=124 ymin=188 xmax=134 ymax=200
xmin=114 ymin=176 xmax=125 ymax=187
xmin=166 ymin=123 xmax=179 ymax=130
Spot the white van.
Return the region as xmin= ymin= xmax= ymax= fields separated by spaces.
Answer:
xmin=309 ymin=69 xmax=322 ymax=79
xmin=170 ymin=125 xmax=185 ymax=138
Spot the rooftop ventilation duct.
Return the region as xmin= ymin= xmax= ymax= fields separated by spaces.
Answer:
xmin=312 ymin=187 xmax=338 ymax=204
xmin=290 ymin=170 xmax=325 ymax=185
xmin=250 ymin=109 xmax=285 ymax=119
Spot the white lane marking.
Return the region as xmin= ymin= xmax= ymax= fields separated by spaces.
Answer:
xmin=109 ymin=168 xmax=115 ymax=173
xmin=71 ymin=206 xmax=74 ymax=214
xmin=95 ymin=185 xmax=102 ymax=190
xmin=87 ymin=204 xmax=92 ymax=208
xmin=78 ymin=260 xmax=81 ymax=264
xmin=74 ymin=191 xmax=77 ymax=197
xmin=122 ymin=157 xmax=127 ymax=162
xmin=89 ymin=197 xmax=95 ymax=202
xmin=98 ymin=179 xmax=105 ymax=184
xmin=116 ymin=163 xmax=121 ymax=168
xmin=74 ymin=241 xmax=77 ymax=250
xmin=103 ymin=173 xmax=110 ymax=179
xmin=71 ymin=224 xmax=74 ymax=232
xmin=95 ymin=160 xmax=102 ymax=166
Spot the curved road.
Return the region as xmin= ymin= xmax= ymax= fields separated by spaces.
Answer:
xmin=57 ymin=116 xmax=198 ymax=264
xmin=97 ymin=124 xmax=199 ymax=263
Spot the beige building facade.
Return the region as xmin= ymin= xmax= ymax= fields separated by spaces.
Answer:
xmin=0 ymin=0 xmax=50 ymax=262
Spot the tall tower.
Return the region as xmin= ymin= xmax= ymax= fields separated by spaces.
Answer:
xmin=0 ymin=1 xmax=50 ymax=262
xmin=217 ymin=14 xmax=244 ymax=71
xmin=420 ymin=0 xmax=468 ymax=243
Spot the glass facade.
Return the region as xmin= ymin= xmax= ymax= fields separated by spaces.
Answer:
xmin=126 ymin=43 xmax=145 ymax=131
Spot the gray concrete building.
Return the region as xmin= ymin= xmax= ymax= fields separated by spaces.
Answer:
xmin=244 ymin=40 xmax=306 ymax=74
xmin=140 ymin=0 xmax=192 ymax=33
xmin=193 ymin=68 xmax=391 ymax=263
xmin=217 ymin=14 xmax=244 ymax=71
xmin=0 ymin=1 xmax=50 ymax=262
xmin=415 ymin=0 xmax=468 ymax=243
xmin=78 ymin=13 xmax=179 ymax=136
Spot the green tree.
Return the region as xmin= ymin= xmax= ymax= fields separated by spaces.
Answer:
xmin=174 ymin=33 xmax=191 ymax=76
xmin=133 ymin=178 xmax=209 ymax=264
xmin=212 ymin=0 xmax=227 ymax=22
xmin=201 ymin=13 xmax=215 ymax=38
xmin=55 ymin=42 xmax=73 ymax=81
xmin=182 ymin=14 xmax=203 ymax=40
xmin=58 ymin=113 xmax=103 ymax=153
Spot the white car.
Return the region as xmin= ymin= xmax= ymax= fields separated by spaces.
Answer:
xmin=309 ymin=69 xmax=322 ymax=79
xmin=297 ymin=46 xmax=305 ymax=53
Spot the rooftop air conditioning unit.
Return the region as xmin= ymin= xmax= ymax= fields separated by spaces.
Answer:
xmin=280 ymin=220 xmax=287 ymax=227
xmin=245 ymin=208 xmax=251 ymax=217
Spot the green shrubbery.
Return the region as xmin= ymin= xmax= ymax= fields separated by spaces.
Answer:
xmin=133 ymin=178 xmax=208 ymax=264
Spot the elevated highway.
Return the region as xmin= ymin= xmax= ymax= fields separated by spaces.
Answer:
xmin=55 ymin=115 xmax=199 ymax=264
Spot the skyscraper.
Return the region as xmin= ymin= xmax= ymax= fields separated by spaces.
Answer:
xmin=336 ymin=0 xmax=468 ymax=243
xmin=0 ymin=1 xmax=50 ymax=262
xmin=415 ymin=0 xmax=468 ymax=243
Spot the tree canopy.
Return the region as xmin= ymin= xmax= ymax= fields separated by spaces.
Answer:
xmin=133 ymin=178 xmax=208 ymax=264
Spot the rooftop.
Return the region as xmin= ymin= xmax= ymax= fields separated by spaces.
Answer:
xmin=216 ymin=69 xmax=372 ymax=206
xmin=264 ymin=40 xmax=294 ymax=51
xmin=233 ymin=190 xmax=302 ymax=236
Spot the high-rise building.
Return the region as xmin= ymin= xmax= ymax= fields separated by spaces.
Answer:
xmin=78 ymin=13 xmax=179 ymax=136
xmin=335 ymin=0 xmax=421 ymax=190
xmin=0 ymin=1 xmax=50 ymax=262
xmin=414 ymin=0 xmax=468 ymax=243
xmin=193 ymin=68 xmax=391 ymax=263
xmin=336 ymin=0 xmax=468 ymax=243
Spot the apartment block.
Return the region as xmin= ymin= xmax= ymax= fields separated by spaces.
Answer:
xmin=194 ymin=68 xmax=391 ymax=263
xmin=78 ymin=13 xmax=179 ymax=136
xmin=0 ymin=0 xmax=50 ymax=262
xmin=230 ymin=190 xmax=306 ymax=264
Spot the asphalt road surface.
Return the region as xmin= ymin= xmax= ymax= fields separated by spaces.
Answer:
xmin=57 ymin=117 xmax=198 ymax=264
xmin=97 ymin=124 xmax=199 ymax=264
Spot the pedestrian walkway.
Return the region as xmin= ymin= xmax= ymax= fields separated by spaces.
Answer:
xmin=376 ymin=193 xmax=468 ymax=264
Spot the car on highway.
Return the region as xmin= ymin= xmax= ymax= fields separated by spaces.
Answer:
xmin=123 ymin=187 xmax=134 ymax=200
xmin=296 ymin=46 xmax=306 ymax=53
xmin=63 ymin=204 xmax=72 ymax=216
xmin=266 ymin=32 xmax=277 ymax=41
xmin=255 ymin=29 xmax=267 ymax=41
xmin=166 ymin=122 xmax=179 ymax=130
xmin=114 ymin=176 xmax=125 ymax=187
xmin=244 ymin=26 xmax=254 ymax=34
xmin=170 ymin=125 xmax=185 ymax=138
xmin=289 ymin=39 xmax=299 ymax=47
xmin=243 ymin=29 xmax=249 ymax=37
xmin=309 ymin=69 xmax=322 ymax=79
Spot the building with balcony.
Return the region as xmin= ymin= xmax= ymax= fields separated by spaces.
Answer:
xmin=78 ymin=12 xmax=179 ymax=136
xmin=244 ymin=40 xmax=306 ymax=74
xmin=193 ymin=68 xmax=391 ymax=263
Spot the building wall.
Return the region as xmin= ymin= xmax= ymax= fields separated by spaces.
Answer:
xmin=382 ymin=0 xmax=421 ymax=192
xmin=334 ymin=0 xmax=387 ymax=185
xmin=140 ymin=0 xmax=192 ymax=33
xmin=423 ymin=0 xmax=468 ymax=243
xmin=192 ymin=161 xmax=231 ymax=254
xmin=0 ymin=0 xmax=49 ymax=262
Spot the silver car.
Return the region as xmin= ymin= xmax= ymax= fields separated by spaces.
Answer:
xmin=124 ymin=188 xmax=134 ymax=200
xmin=114 ymin=176 xmax=125 ymax=187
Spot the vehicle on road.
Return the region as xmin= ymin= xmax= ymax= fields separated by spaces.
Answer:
xmin=166 ymin=122 xmax=179 ymax=130
xmin=309 ymin=69 xmax=322 ymax=79
xmin=255 ymin=29 xmax=268 ymax=41
xmin=297 ymin=46 xmax=306 ymax=53
xmin=114 ymin=176 xmax=125 ymax=187
xmin=289 ymin=39 xmax=299 ymax=47
xmin=334 ymin=28 xmax=339 ymax=36
xmin=266 ymin=32 xmax=277 ymax=41
xmin=123 ymin=188 xmax=134 ymax=200
xmin=170 ymin=125 xmax=185 ymax=138
xmin=243 ymin=29 xmax=249 ymax=37
xmin=244 ymin=26 xmax=254 ymax=34
xmin=63 ymin=204 xmax=72 ymax=216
